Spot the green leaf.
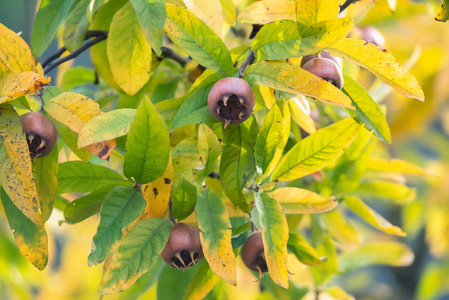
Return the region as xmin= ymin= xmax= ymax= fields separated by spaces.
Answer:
xmin=328 ymin=38 xmax=424 ymax=101
xmin=57 ymin=161 xmax=123 ymax=194
xmin=220 ymin=118 xmax=258 ymax=213
xmin=339 ymin=242 xmax=414 ymax=272
xmin=321 ymin=209 xmax=359 ymax=250
xmin=172 ymin=138 xmax=203 ymax=175
xmin=287 ymin=233 xmax=325 ymax=266
xmin=63 ymin=181 xmax=132 ymax=224
xmin=98 ymin=218 xmax=172 ymax=295
xmin=252 ymin=18 xmax=353 ymax=60
xmin=165 ymin=3 xmax=234 ymax=76
xmin=436 ymin=0 xmax=449 ymax=22
xmin=268 ymin=187 xmax=337 ymax=214
xmin=157 ymin=264 xmax=199 ymax=300
xmin=78 ymin=109 xmax=136 ymax=148
xmin=344 ymin=196 xmax=406 ymax=236
xmin=342 ymin=75 xmax=391 ymax=143
xmin=88 ymin=186 xmax=147 ymax=266
xmin=196 ymin=190 xmax=236 ymax=285
xmin=1 ymin=188 xmax=48 ymax=270
xmin=255 ymin=192 xmax=289 ymax=288
xmin=130 ymin=0 xmax=166 ymax=55
xmin=53 ymin=117 xmax=92 ymax=161
xmin=198 ymin=123 xmax=222 ymax=180
xmin=295 ymin=0 xmax=340 ymax=24
xmin=310 ymin=236 xmax=338 ymax=285
xmin=183 ymin=260 xmax=222 ymax=300
xmin=124 ymin=96 xmax=170 ymax=184
xmin=32 ymin=145 xmax=59 ymax=223
xmin=244 ymin=61 xmax=353 ymax=109
xmin=271 ymin=118 xmax=361 ymax=182
xmin=350 ymin=180 xmax=416 ymax=204
xmin=31 ymin=0 xmax=77 ymax=59
xmin=63 ymin=0 xmax=90 ymax=52
xmin=107 ymin=2 xmax=153 ymax=95
xmin=60 ymin=66 xmax=96 ymax=91
xmin=171 ymin=177 xmax=198 ymax=221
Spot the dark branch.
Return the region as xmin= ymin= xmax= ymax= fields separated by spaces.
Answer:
xmin=237 ymin=50 xmax=255 ymax=78
xmin=159 ymin=46 xmax=191 ymax=66
xmin=339 ymin=0 xmax=360 ymax=12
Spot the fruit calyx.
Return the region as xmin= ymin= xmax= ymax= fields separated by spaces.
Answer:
xmin=20 ymin=111 xmax=57 ymax=159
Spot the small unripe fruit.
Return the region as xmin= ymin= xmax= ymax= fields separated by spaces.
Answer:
xmin=241 ymin=232 xmax=268 ymax=275
xmin=302 ymin=57 xmax=344 ymax=89
xmin=301 ymin=50 xmax=342 ymax=70
xmin=20 ymin=112 xmax=57 ymax=159
xmin=160 ymin=223 xmax=204 ymax=270
xmin=207 ymin=77 xmax=255 ymax=128
xmin=359 ymin=26 xmax=385 ymax=48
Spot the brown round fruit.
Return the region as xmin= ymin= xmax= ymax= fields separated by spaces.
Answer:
xmin=301 ymin=50 xmax=342 ymax=70
xmin=20 ymin=112 xmax=57 ymax=159
xmin=207 ymin=77 xmax=255 ymax=128
xmin=302 ymin=57 xmax=344 ymax=89
xmin=359 ymin=26 xmax=385 ymax=48
xmin=160 ymin=223 xmax=204 ymax=270
xmin=241 ymin=231 xmax=268 ymax=275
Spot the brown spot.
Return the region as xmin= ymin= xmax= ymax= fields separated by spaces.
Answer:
xmin=98 ymin=145 xmax=110 ymax=159
xmin=164 ymin=178 xmax=171 ymax=184
xmin=144 ymin=185 xmax=148 ymax=192
xmin=153 ymin=188 xmax=158 ymax=196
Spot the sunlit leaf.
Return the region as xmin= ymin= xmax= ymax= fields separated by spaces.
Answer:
xmin=141 ymin=156 xmax=173 ymax=219
xmin=78 ymin=109 xmax=136 ymax=148
xmin=321 ymin=209 xmax=359 ymax=250
xmin=328 ymin=38 xmax=424 ymax=101
xmin=98 ymin=218 xmax=172 ymax=294
xmin=321 ymin=286 xmax=355 ymax=300
xmin=295 ymin=0 xmax=339 ymax=24
xmin=339 ymin=242 xmax=414 ymax=272
xmin=0 ymin=71 xmax=51 ymax=103
xmin=183 ymin=260 xmax=222 ymax=300
xmin=244 ymin=61 xmax=353 ymax=109
xmin=435 ymin=0 xmax=449 ymax=22
xmin=310 ymin=236 xmax=338 ymax=285
xmin=252 ymin=18 xmax=353 ymax=60
xmin=184 ymin=0 xmax=223 ymax=37
xmin=165 ymin=3 xmax=234 ymax=76
xmin=366 ymin=157 xmax=429 ymax=175
xmin=288 ymin=97 xmax=316 ymax=135
xmin=287 ymin=233 xmax=325 ymax=266
xmin=88 ymin=186 xmax=147 ymax=266
xmin=344 ymin=196 xmax=406 ymax=236
xmin=268 ymin=187 xmax=337 ymax=214
xmin=342 ymin=75 xmax=391 ymax=144
xmin=271 ymin=118 xmax=361 ymax=181
xmin=124 ymin=96 xmax=170 ymax=184
xmin=219 ymin=0 xmax=236 ymax=25
xmin=237 ymin=0 xmax=295 ymax=24
xmin=130 ymin=0 xmax=166 ymax=55
xmin=350 ymin=180 xmax=416 ymax=204
xmin=197 ymin=123 xmax=222 ymax=181
xmin=255 ymin=192 xmax=289 ymax=288
xmin=1 ymin=188 xmax=48 ymax=270
xmin=107 ymin=2 xmax=153 ymax=95
xmin=196 ymin=189 xmax=236 ymax=285
xmin=31 ymin=0 xmax=77 ymax=59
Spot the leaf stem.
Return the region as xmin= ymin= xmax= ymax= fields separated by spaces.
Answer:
xmin=238 ymin=50 xmax=255 ymax=78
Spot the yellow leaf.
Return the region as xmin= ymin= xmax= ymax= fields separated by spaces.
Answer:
xmin=288 ymin=97 xmax=316 ymax=135
xmin=141 ymin=156 xmax=174 ymax=219
xmin=259 ymin=85 xmax=276 ymax=109
xmin=237 ymin=0 xmax=295 ymax=24
xmin=184 ymin=0 xmax=223 ymax=37
xmin=0 ymin=71 xmax=51 ymax=103
xmin=44 ymin=92 xmax=100 ymax=133
xmin=366 ymin=157 xmax=431 ymax=175
xmin=322 ymin=209 xmax=359 ymax=250
xmin=435 ymin=0 xmax=449 ymax=22
xmin=107 ymin=2 xmax=152 ymax=95
xmin=295 ymin=0 xmax=340 ymax=24
xmin=0 ymin=23 xmax=36 ymax=76
xmin=328 ymin=38 xmax=425 ymax=101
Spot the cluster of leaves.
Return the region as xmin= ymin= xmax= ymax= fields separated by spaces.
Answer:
xmin=0 ymin=0 xmax=441 ymax=298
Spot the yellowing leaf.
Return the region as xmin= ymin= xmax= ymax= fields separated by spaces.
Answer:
xmin=141 ymin=156 xmax=174 ymax=219
xmin=328 ymin=38 xmax=424 ymax=101
xmin=107 ymin=2 xmax=153 ymax=95
xmin=0 ymin=71 xmax=51 ymax=103
xmin=183 ymin=260 xmax=222 ymax=300
xmin=244 ymin=61 xmax=354 ymax=109
xmin=344 ymin=196 xmax=406 ymax=236
xmin=184 ymin=0 xmax=223 ymax=37
xmin=435 ymin=0 xmax=449 ymax=22
xmin=259 ymin=85 xmax=276 ymax=109
xmin=287 ymin=233 xmax=325 ymax=265
xmin=0 ymin=23 xmax=36 ymax=76
xmin=237 ymin=0 xmax=295 ymax=24
xmin=352 ymin=180 xmax=416 ymax=204
xmin=295 ymin=0 xmax=339 ymax=24
xmin=321 ymin=286 xmax=355 ymax=300
xmin=85 ymin=140 xmax=116 ymax=160
xmin=271 ymin=118 xmax=361 ymax=182
xmin=0 ymin=104 xmax=42 ymax=226
xmin=322 ymin=209 xmax=359 ymax=250
xmin=268 ymin=187 xmax=337 ymax=214
xmin=288 ymin=97 xmax=316 ymax=135
xmin=219 ymin=0 xmax=236 ymax=26
xmin=366 ymin=157 xmax=430 ymax=175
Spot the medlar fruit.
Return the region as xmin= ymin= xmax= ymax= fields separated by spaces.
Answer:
xmin=20 ymin=112 xmax=57 ymax=159
xmin=160 ymin=223 xmax=204 ymax=270
xmin=302 ymin=57 xmax=344 ymax=89
xmin=241 ymin=231 xmax=268 ymax=277
xmin=359 ymin=26 xmax=385 ymax=48
xmin=301 ymin=50 xmax=342 ymax=70
xmin=207 ymin=77 xmax=255 ymax=128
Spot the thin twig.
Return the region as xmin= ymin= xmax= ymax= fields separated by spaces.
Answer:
xmin=339 ymin=0 xmax=360 ymax=12
xmin=238 ymin=50 xmax=255 ymax=78
xmin=160 ymin=46 xmax=191 ymax=66
xmin=41 ymin=47 xmax=66 ymax=68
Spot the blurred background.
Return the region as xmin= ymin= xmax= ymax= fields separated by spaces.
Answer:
xmin=1 ymin=0 xmax=449 ymax=299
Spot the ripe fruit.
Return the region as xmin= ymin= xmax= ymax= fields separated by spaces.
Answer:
xmin=160 ymin=223 xmax=204 ymax=270
xmin=302 ymin=57 xmax=344 ymax=89
xmin=359 ymin=26 xmax=385 ymax=48
xmin=207 ymin=77 xmax=255 ymax=128
xmin=20 ymin=112 xmax=57 ymax=159
xmin=241 ymin=232 xmax=268 ymax=277
xmin=301 ymin=50 xmax=342 ymax=70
